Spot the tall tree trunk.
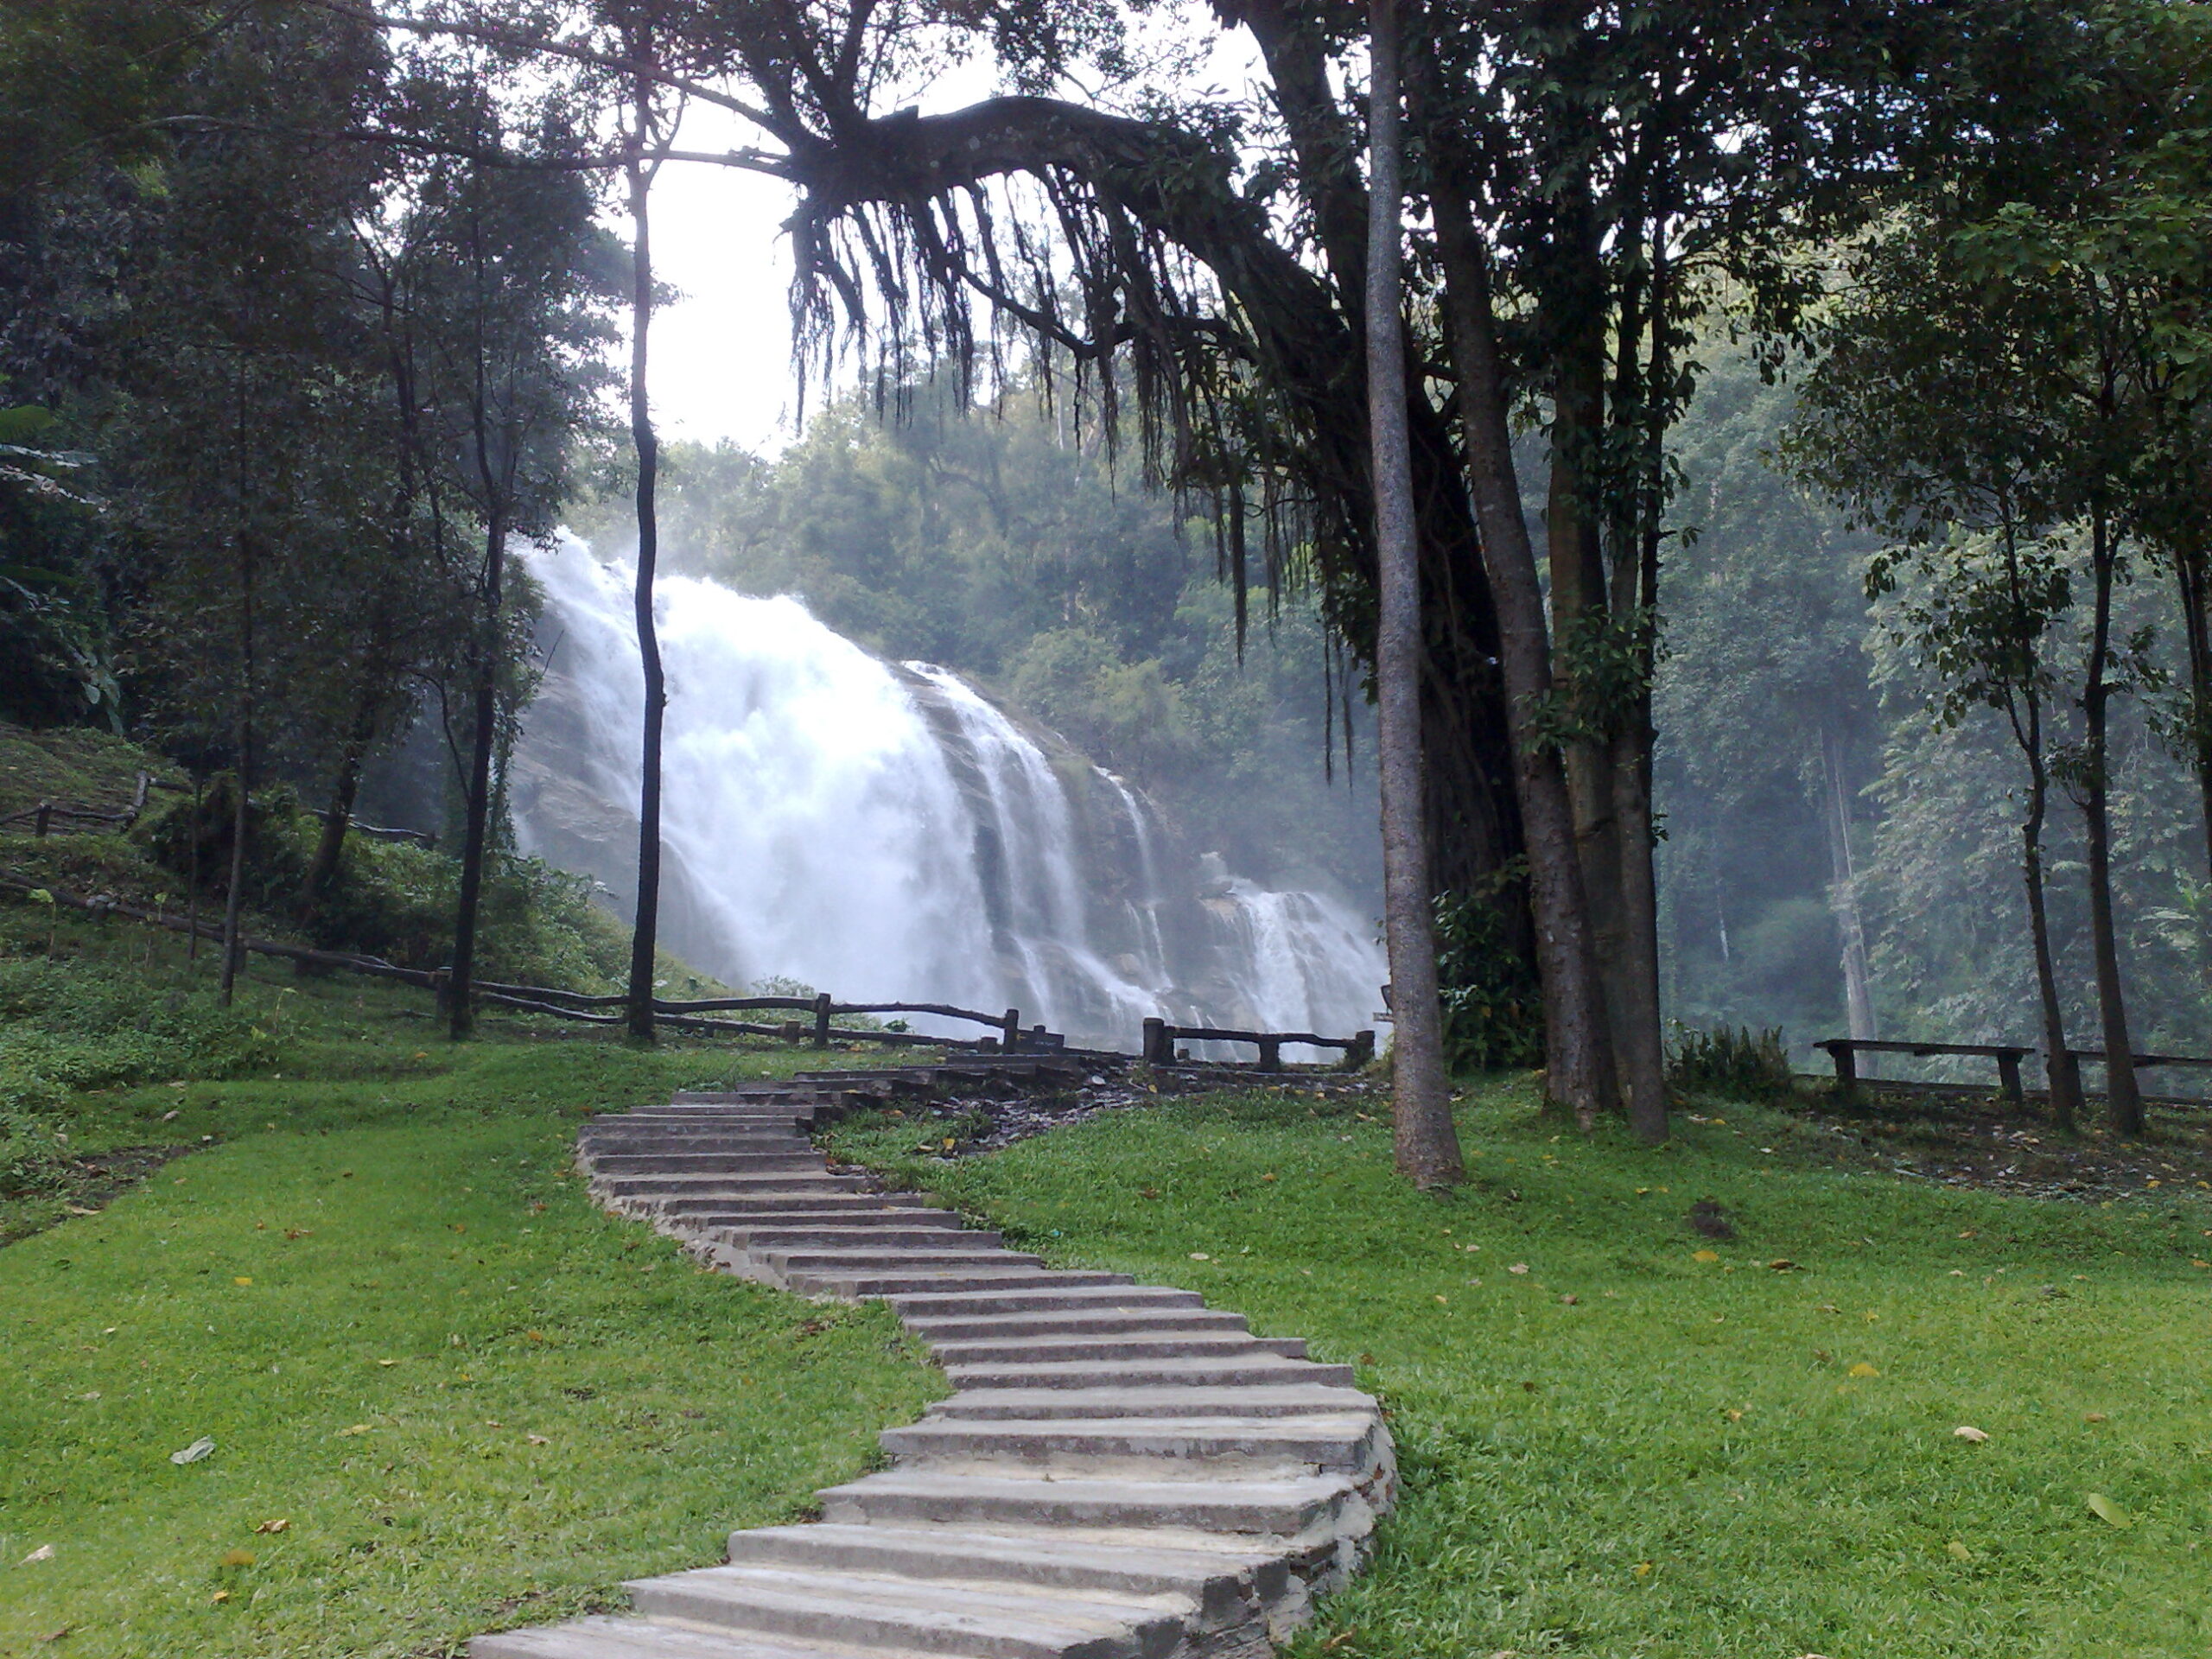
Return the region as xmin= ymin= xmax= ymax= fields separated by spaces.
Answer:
xmin=624 ymin=86 xmax=666 ymax=1043
xmin=448 ymin=510 xmax=504 ymax=1039
xmin=2082 ymin=502 xmax=2143 ymax=1135
xmin=1433 ymin=191 xmax=1618 ymax=1127
xmin=2176 ymin=543 xmax=2212 ymax=879
xmin=1820 ymin=726 xmax=1878 ymax=1048
xmin=1603 ymin=263 xmax=1670 ymax=1143
xmin=220 ymin=375 xmax=255 ymax=1008
xmin=2020 ymin=723 xmax=2077 ymax=1133
xmin=1367 ymin=0 xmax=1460 ymax=1188
xmin=297 ymin=695 xmax=378 ymax=930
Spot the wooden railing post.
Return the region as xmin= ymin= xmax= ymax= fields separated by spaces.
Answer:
xmin=1347 ymin=1031 xmax=1376 ymax=1069
xmin=1996 ymin=1049 xmax=2026 ymax=1111
xmin=1827 ymin=1040 xmax=1859 ymax=1103
xmin=1141 ymin=1018 xmax=1169 ymax=1066
xmin=33 ymin=801 xmax=51 ymax=837
xmin=812 ymin=991 xmax=832 ymax=1049
xmin=1001 ymin=1007 xmax=1021 ymax=1054
xmin=1255 ymin=1037 xmax=1282 ymax=1072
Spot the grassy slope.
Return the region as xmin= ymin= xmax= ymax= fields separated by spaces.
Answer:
xmin=828 ymin=1084 xmax=2212 ymax=1659
xmin=1 ymin=907 xmax=947 ymax=1659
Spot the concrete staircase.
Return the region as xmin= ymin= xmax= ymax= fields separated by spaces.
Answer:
xmin=473 ymin=1069 xmax=1392 ymax=1659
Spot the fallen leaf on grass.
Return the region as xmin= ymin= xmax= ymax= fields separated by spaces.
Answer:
xmin=2085 ymin=1493 xmax=2133 ymax=1529
xmin=377 ymin=1359 xmax=397 ymax=1367
xmin=1633 ymin=1560 xmax=1652 ymax=1577
xmin=233 ymin=1276 xmax=252 ymax=1287
xmin=1954 ymin=1426 xmax=1989 ymax=1443
xmin=37 ymin=1625 xmax=68 ymax=1643
xmin=335 ymin=1424 xmax=371 ymax=1438
xmin=22 ymin=1544 xmax=54 ymax=1563
xmin=1948 ymin=1540 xmax=1974 ymax=1561
xmin=526 ymin=1433 xmax=550 ymax=1445
xmin=1188 ymin=1252 xmax=1211 ymax=1262
xmin=1509 ymin=1262 xmax=1530 ymax=1274
xmin=1560 ymin=1294 xmax=1580 ymax=1306
xmin=2085 ymin=1413 xmax=2108 ymax=1423
xmin=210 ymin=1592 xmax=229 ymax=1605
xmin=1847 ymin=1363 xmax=1880 ymax=1378
xmin=252 ymin=1519 xmax=288 ymax=1535
xmin=1768 ymin=1260 xmax=1800 ymax=1272
xmin=219 ymin=1548 xmax=255 ymax=1567
xmin=169 ymin=1436 xmax=215 ymax=1465
xmin=65 ymin=1204 xmax=97 ymax=1217
xmin=284 ymin=1228 xmax=311 ymax=1241
xmin=1320 ymin=1630 xmax=1359 ymax=1652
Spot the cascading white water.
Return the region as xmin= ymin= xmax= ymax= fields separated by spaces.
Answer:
xmin=513 ymin=537 xmax=1388 ymax=1051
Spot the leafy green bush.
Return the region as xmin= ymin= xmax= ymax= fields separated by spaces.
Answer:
xmin=140 ymin=785 xmax=629 ymax=989
xmin=1434 ymin=885 xmax=1544 ymax=1074
xmin=0 ymin=1108 xmax=72 ymax=1197
xmin=0 ymin=957 xmax=275 ymax=1090
xmin=1666 ymin=1022 xmax=1795 ymax=1100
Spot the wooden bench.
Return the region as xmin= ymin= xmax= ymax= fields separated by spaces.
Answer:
xmin=1141 ymin=1018 xmax=1376 ymax=1072
xmin=1815 ymin=1039 xmax=2035 ymax=1107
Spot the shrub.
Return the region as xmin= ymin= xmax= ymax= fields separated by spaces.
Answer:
xmin=1667 ymin=1022 xmax=1795 ymax=1101
xmin=0 ymin=957 xmax=275 ymax=1090
xmin=0 ymin=1108 xmax=72 ymax=1198
xmin=1434 ymin=885 xmax=1544 ymax=1074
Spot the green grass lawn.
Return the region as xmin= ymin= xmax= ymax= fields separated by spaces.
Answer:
xmin=1 ymin=912 xmax=948 ymax=1659
xmin=826 ymin=1083 xmax=2212 ymax=1659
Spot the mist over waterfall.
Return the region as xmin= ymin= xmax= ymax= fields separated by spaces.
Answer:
xmin=511 ymin=538 xmax=1386 ymax=1050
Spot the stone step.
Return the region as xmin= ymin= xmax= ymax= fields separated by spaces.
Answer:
xmin=598 ymin=1167 xmax=828 ymax=1195
xmin=716 ymin=1523 xmax=1278 ymax=1628
xmin=925 ymin=1332 xmax=1306 ymax=1366
xmin=600 ymin=1175 xmax=847 ymax=1199
xmin=877 ymin=1413 xmax=1388 ymax=1476
xmin=784 ymin=1268 xmax=1131 ymax=1298
xmin=927 ymin=1384 xmax=1378 ymax=1422
xmin=715 ymin=1226 xmax=1003 ymax=1250
xmin=762 ymin=1248 xmax=1039 ymax=1274
xmin=817 ymin=1470 xmax=1363 ymax=1541
xmin=899 ymin=1307 xmax=1249 ymax=1343
xmin=470 ymin=1615 xmax=859 ymax=1659
xmin=649 ymin=1179 xmax=878 ymax=1210
xmin=590 ymin=1152 xmax=813 ymax=1173
xmin=692 ymin=1205 xmax=962 ymax=1228
xmin=625 ymin=1562 xmax=1181 ymax=1659
xmin=885 ymin=1285 xmax=1200 ymax=1319
xmin=943 ymin=1356 xmax=1355 ymax=1391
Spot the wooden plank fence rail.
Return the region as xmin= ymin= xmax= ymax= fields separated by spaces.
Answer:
xmin=0 ymin=878 xmax=1052 ymax=1052
xmin=1815 ymin=1039 xmax=2035 ymax=1107
xmin=1142 ymin=1017 xmax=1375 ymax=1073
xmin=0 ymin=778 xmax=433 ymax=847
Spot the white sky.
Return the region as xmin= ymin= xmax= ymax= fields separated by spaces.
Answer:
xmin=638 ymin=20 xmax=1266 ymax=453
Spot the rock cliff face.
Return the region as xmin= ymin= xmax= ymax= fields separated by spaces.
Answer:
xmin=497 ymin=538 xmax=1383 ymax=1050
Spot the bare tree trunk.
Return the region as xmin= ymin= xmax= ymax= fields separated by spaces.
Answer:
xmin=2082 ymin=502 xmax=2143 ymax=1135
xmin=187 ymin=770 xmax=202 ymax=963
xmin=624 ymin=83 xmax=666 ymax=1044
xmin=298 ymin=696 xmax=378 ymax=930
xmin=1433 ymin=192 xmax=1618 ymax=1128
xmin=2176 ymin=543 xmax=2212 ymax=880
xmin=1820 ymin=726 xmax=1878 ymax=1048
xmin=1367 ymin=0 xmax=1460 ymax=1188
xmin=2021 ymin=734 xmax=2078 ymax=1133
xmin=448 ymin=510 xmax=504 ymax=1039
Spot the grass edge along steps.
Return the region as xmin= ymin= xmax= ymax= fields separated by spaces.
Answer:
xmin=473 ymin=1058 xmax=1393 ymax=1659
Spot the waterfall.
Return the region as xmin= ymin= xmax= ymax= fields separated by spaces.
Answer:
xmin=512 ymin=537 xmax=1388 ymax=1052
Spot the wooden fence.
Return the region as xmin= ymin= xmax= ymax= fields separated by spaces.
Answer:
xmin=0 ymin=878 xmax=1046 ymax=1052
xmin=1141 ymin=1017 xmax=1375 ymax=1071
xmin=1816 ymin=1036 xmax=2212 ymax=1107
xmin=0 ymin=777 xmax=433 ymax=848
